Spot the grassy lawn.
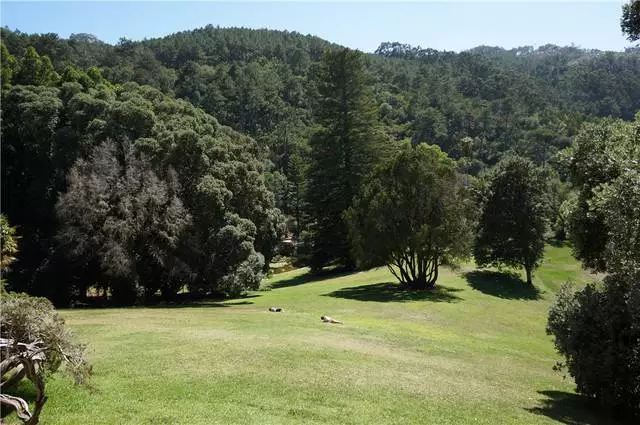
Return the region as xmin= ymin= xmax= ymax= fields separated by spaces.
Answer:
xmin=3 ymin=246 xmax=630 ymax=424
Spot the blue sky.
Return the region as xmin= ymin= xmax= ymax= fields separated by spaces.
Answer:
xmin=0 ymin=1 xmax=633 ymax=52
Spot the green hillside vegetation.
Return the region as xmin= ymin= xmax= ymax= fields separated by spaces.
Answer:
xmin=2 ymin=26 xmax=640 ymax=222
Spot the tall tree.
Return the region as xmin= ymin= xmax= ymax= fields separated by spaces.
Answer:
xmin=474 ymin=155 xmax=549 ymax=285
xmin=307 ymin=48 xmax=384 ymax=270
xmin=347 ymin=143 xmax=475 ymax=290
xmin=565 ymin=117 xmax=640 ymax=272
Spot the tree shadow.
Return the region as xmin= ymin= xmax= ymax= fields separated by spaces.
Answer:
xmin=270 ymin=269 xmax=355 ymax=289
xmin=147 ymin=294 xmax=260 ymax=309
xmin=323 ymin=282 xmax=463 ymax=303
xmin=525 ymin=390 xmax=637 ymax=425
xmin=464 ymin=270 xmax=542 ymax=300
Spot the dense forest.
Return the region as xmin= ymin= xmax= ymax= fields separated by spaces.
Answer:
xmin=2 ymin=24 xmax=640 ymax=305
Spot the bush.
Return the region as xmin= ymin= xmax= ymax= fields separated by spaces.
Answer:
xmin=547 ymin=276 xmax=640 ymax=413
xmin=1 ymin=292 xmax=90 ymax=384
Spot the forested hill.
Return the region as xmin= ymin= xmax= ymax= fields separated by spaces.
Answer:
xmin=2 ymin=25 xmax=640 ymax=304
xmin=3 ymin=26 xmax=640 ymax=148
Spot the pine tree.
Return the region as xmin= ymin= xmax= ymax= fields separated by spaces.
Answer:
xmin=307 ymin=48 xmax=384 ymax=270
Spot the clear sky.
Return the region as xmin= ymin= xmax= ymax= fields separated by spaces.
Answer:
xmin=0 ymin=1 xmax=633 ymax=53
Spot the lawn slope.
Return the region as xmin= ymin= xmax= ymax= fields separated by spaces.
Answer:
xmin=4 ymin=246 xmax=629 ymax=424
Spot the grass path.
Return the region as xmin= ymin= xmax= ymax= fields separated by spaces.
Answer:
xmin=4 ymin=246 xmax=630 ymax=424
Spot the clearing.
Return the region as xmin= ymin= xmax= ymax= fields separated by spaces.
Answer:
xmin=4 ymin=246 xmax=630 ymax=424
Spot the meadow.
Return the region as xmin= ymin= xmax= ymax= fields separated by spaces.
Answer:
xmin=5 ymin=246 xmax=630 ymax=424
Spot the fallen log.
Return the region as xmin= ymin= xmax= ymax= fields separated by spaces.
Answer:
xmin=0 ymin=339 xmax=47 ymax=424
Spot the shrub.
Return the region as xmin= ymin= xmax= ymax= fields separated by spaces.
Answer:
xmin=547 ymin=276 xmax=640 ymax=413
xmin=1 ymin=292 xmax=91 ymax=383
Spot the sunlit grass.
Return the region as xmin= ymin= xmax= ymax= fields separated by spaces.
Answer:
xmin=3 ymin=246 xmax=630 ymax=424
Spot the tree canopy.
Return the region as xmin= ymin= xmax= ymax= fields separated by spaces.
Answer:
xmin=347 ymin=143 xmax=475 ymax=290
xmin=474 ymin=156 xmax=549 ymax=285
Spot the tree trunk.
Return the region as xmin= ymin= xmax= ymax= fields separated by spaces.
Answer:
xmin=525 ymin=265 xmax=533 ymax=285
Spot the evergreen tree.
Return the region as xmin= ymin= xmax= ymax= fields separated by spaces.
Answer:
xmin=474 ymin=156 xmax=549 ymax=285
xmin=307 ymin=48 xmax=384 ymax=270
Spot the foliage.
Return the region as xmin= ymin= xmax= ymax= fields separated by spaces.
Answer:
xmin=347 ymin=143 xmax=475 ymax=289
xmin=547 ymin=113 xmax=640 ymax=414
xmin=3 ymin=27 xmax=639 ymax=248
xmin=547 ymin=276 xmax=640 ymax=413
xmin=0 ymin=292 xmax=90 ymax=384
xmin=0 ymin=214 xmax=19 ymax=272
xmin=622 ymin=0 xmax=640 ymax=42
xmin=307 ymin=48 xmax=385 ymax=270
xmin=565 ymin=115 xmax=640 ymax=272
xmin=474 ymin=155 xmax=549 ymax=285
xmin=1 ymin=65 xmax=282 ymax=304
xmin=56 ymin=140 xmax=191 ymax=304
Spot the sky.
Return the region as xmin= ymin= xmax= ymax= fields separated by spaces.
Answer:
xmin=0 ymin=1 xmax=634 ymax=53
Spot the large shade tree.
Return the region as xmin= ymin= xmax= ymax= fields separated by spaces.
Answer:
xmin=474 ymin=155 xmax=549 ymax=285
xmin=346 ymin=143 xmax=475 ymax=290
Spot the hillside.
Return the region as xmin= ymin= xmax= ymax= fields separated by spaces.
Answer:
xmin=3 ymin=26 xmax=640 ymax=222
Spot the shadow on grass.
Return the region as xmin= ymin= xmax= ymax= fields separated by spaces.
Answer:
xmin=323 ymin=282 xmax=462 ymax=303
xmin=526 ymin=390 xmax=637 ymax=425
xmin=148 ymin=294 xmax=260 ymax=309
xmin=464 ymin=270 xmax=542 ymax=300
xmin=270 ymin=268 xmax=355 ymax=289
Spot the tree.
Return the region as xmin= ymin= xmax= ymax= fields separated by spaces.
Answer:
xmin=547 ymin=114 xmax=640 ymax=413
xmin=307 ymin=48 xmax=384 ymax=270
xmin=56 ymin=140 xmax=191 ymax=304
xmin=565 ymin=116 xmax=639 ymax=272
xmin=474 ymin=155 xmax=549 ymax=285
xmin=547 ymin=276 xmax=640 ymax=414
xmin=1 ymin=42 xmax=18 ymax=89
xmin=346 ymin=143 xmax=475 ymax=290
xmin=14 ymin=47 xmax=59 ymax=86
xmin=621 ymin=0 xmax=640 ymax=42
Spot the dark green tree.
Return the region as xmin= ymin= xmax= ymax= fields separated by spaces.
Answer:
xmin=1 ymin=43 xmax=18 ymax=89
xmin=565 ymin=116 xmax=639 ymax=271
xmin=546 ymin=115 xmax=640 ymax=414
xmin=307 ymin=48 xmax=385 ymax=270
xmin=347 ymin=143 xmax=475 ymax=289
xmin=621 ymin=0 xmax=640 ymax=41
xmin=474 ymin=156 xmax=549 ymax=285
xmin=14 ymin=46 xmax=59 ymax=86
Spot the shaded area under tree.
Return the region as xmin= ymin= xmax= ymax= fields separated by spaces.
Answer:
xmin=323 ymin=282 xmax=463 ymax=303
xmin=525 ymin=390 xmax=637 ymax=425
xmin=464 ymin=270 xmax=542 ymax=300
xmin=269 ymin=268 xmax=354 ymax=289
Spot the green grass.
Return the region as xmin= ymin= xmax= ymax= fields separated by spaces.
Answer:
xmin=3 ymin=246 xmax=630 ymax=424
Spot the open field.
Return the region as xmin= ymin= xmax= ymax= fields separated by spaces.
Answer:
xmin=4 ymin=246 xmax=630 ymax=424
